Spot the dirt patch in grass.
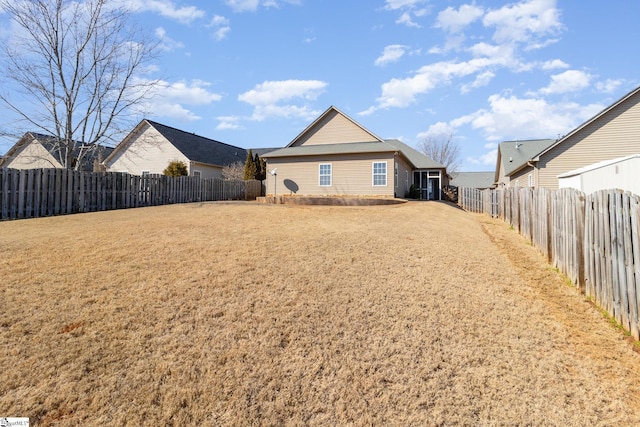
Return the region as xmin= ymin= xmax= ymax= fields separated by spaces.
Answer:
xmin=1 ymin=201 xmax=640 ymax=425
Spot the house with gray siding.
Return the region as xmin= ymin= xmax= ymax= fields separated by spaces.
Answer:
xmin=534 ymin=85 xmax=640 ymax=189
xmin=495 ymin=85 xmax=640 ymax=190
xmin=262 ymin=106 xmax=446 ymax=199
xmin=104 ymin=119 xmax=247 ymax=178
xmin=494 ymin=139 xmax=555 ymax=188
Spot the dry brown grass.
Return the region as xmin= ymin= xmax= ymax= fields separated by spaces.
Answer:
xmin=1 ymin=201 xmax=640 ymax=426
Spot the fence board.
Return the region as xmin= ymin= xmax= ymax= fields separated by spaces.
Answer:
xmin=459 ymin=186 xmax=640 ymax=340
xmin=0 ymin=168 xmax=261 ymax=222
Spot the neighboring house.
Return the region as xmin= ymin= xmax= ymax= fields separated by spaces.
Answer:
xmin=558 ymin=154 xmax=640 ymax=195
xmin=0 ymin=132 xmax=112 ymax=171
xmin=495 ymin=85 xmax=640 ymax=190
xmin=494 ymin=139 xmax=555 ymax=188
xmin=104 ymin=119 xmax=247 ymax=178
xmin=261 ymin=106 xmax=446 ymax=199
xmin=450 ymin=171 xmax=496 ymax=189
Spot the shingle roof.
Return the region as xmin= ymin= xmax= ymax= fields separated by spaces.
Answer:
xmin=499 ymin=139 xmax=556 ymax=176
xmin=450 ymin=171 xmax=495 ymax=189
xmin=263 ymin=139 xmax=445 ymax=171
xmin=261 ymin=142 xmax=396 ymax=158
xmin=249 ymin=147 xmax=281 ymax=157
xmin=0 ymin=132 xmax=113 ymax=171
xmin=384 ymin=139 xmax=445 ymax=169
xmin=146 ymin=120 xmax=246 ymax=167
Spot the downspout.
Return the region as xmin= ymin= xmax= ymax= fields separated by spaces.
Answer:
xmin=527 ymin=160 xmax=536 ymax=187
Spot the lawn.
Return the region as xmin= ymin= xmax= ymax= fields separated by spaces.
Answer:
xmin=1 ymin=201 xmax=640 ymax=425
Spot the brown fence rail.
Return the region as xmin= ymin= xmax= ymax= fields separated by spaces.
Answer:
xmin=0 ymin=168 xmax=261 ymax=221
xmin=459 ymin=186 xmax=640 ymax=340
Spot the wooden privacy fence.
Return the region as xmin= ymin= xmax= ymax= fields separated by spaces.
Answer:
xmin=0 ymin=168 xmax=261 ymax=221
xmin=459 ymin=186 xmax=640 ymax=340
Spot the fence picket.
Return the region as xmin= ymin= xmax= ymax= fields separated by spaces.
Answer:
xmin=0 ymin=169 xmax=261 ymax=222
xmin=459 ymin=186 xmax=640 ymax=340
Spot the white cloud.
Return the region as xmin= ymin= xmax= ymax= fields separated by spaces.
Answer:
xmin=128 ymin=0 xmax=205 ymax=24
xmin=216 ymin=116 xmax=243 ymax=130
xmin=467 ymin=148 xmax=498 ymax=166
xmin=456 ymin=94 xmax=603 ymax=142
xmin=483 ymin=0 xmax=563 ymax=48
xmin=155 ymin=27 xmax=184 ymax=51
xmin=461 ymin=71 xmax=495 ymax=94
xmin=384 ymin=0 xmax=430 ymax=28
xmin=416 ymin=121 xmax=455 ymax=141
xmin=436 ymin=4 xmax=484 ymax=33
xmin=541 ymin=59 xmax=569 ymax=70
xmin=362 ymin=57 xmax=494 ymax=114
xmin=238 ymin=79 xmax=327 ymax=121
xmin=596 ymin=79 xmax=624 ymax=94
xmin=224 ymin=0 xmax=300 ymax=13
xmin=141 ymin=79 xmax=223 ymax=122
xmin=375 ymin=45 xmax=408 ymax=67
xmin=539 ymin=69 xmax=592 ymax=95
xmin=207 ymin=15 xmax=231 ymax=41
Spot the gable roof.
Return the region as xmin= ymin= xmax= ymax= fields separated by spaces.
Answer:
xmin=263 ymin=106 xmax=443 ymax=171
xmin=287 ymin=105 xmax=383 ymax=147
xmin=146 ymin=120 xmax=246 ymax=167
xmin=450 ymin=171 xmax=495 ymax=189
xmin=497 ymin=138 xmax=556 ymax=178
xmin=0 ymin=131 xmax=113 ymax=170
xmin=262 ymin=141 xmax=394 ymax=158
xmin=384 ymin=139 xmax=445 ymax=169
xmin=537 ymin=85 xmax=640 ymax=159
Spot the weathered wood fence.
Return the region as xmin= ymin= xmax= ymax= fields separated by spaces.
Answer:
xmin=459 ymin=186 xmax=640 ymax=340
xmin=0 ymin=168 xmax=261 ymax=221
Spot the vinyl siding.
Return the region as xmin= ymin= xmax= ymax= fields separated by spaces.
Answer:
xmin=4 ymin=141 xmax=62 ymax=169
xmin=510 ymin=165 xmax=535 ymax=187
xmin=537 ymin=90 xmax=640 ymax=189
xmin=266 ymin=152 xmax=396 ymax=197
xmin=291 ymin=110 xmax=378 ymax=146
xmin=106 ymin=124 xmax=190 ymax=175
xmin=189 ymin=161 xmax=223 ymax=179
xmin=395 ymin=156 xmax=412 ymax=197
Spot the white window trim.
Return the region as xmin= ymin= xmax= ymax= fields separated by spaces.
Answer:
xmin=319 ymin=163 xmax=332 ymax=186
xmin=141 ymin=170 xmax=150 ymax=176
xmin=372 ymin=161 xmax=387 ymax=186
xmin=193 ymin=170 xmax=201 ymax=177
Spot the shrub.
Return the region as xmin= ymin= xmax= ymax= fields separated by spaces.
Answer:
xmin=163 ymin=160 xmax=188 ymax=177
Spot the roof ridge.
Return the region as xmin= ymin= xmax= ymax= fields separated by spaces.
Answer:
xmin=145 ymin=119 xmax=245 ymax=150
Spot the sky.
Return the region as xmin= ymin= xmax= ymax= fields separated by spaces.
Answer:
xmin=1 ymin=0 xmax=639 ymax=171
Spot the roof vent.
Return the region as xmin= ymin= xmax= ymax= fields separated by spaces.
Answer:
xmin=509 ymin=157 xmax=513 ymax=162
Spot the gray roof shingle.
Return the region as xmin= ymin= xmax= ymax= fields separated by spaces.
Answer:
xmin=147 ymin=120 xmax=247 ymax=167
xmin=499 ymin=139 xmax=556 ymax=176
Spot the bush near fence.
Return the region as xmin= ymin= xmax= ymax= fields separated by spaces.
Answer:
xmin=0 ymin=168 xmax=262 ymax=221
xmin=459 ymin=186 xmax=640 ymax=341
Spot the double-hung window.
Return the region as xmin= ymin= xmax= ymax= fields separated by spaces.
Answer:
xmin=319 ymin=163 xmax=332 ymax=186
xmin=373 ymin=162 xmax=387 ymax=186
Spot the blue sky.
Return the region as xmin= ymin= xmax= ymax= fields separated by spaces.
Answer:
xmin=1 ymin=0 xmax=639 ymax=171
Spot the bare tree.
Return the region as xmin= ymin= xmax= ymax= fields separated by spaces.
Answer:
xmin=0 ymin=0 xmax=159 ymax=170
xmin=418 ymin=131 xmax=462 ymax=174
xmin=222 ymin=161 xmax=245 ymax=181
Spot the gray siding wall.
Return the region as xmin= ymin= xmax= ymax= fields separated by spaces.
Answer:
xmin=538 ymin=91 xmax=640 ymax=189
xmin=265 ymin=152 xmax=396 ymax=197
